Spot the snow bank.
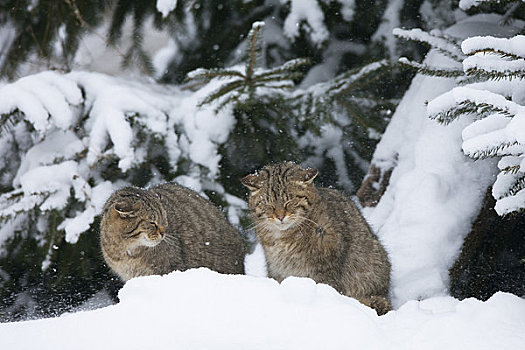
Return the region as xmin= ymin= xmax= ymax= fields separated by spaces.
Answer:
xmin=0 ymin=269 xmax=523 ymax=350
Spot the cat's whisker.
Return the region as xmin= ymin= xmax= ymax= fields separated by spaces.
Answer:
xmin=294 ymin=219 xmax=317 ymax=234
xmin=297 ymin=215 xmax=319 ymax=228
xmin=251 ymin=219 xmax=275 ymax=233
xmin=245 ymin=219 xmax=269 ymax=231
xmin=297 ymin=221 xmax=316 ymax=239
xmin=162 ymin=236 xmax=179 ymax=248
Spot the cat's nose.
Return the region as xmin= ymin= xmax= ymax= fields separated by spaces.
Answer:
xmin=276 ymin=215 xmax=285 ymax=222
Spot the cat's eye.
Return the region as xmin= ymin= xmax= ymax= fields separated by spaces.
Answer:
xmin=150 ymin=222 xmax=158 ymax=229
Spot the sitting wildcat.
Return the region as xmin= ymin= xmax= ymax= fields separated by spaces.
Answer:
xmin=242 ymin=162 xmax=391 ymax=315
xmin=100 ymin=182 xmax=245 ymax=281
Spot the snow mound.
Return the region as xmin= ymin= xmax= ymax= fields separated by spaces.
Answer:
xmin=0 ymin=269 xmax=523 ymax=350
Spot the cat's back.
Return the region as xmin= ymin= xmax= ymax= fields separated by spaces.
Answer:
xmin=318 ymin=187 xmax=368 ymax=229
xmin=151 ymin=183 xmax=245 ymax=273
xmin=150 ymin=183 xmax=235 ymax=231
xmin=151 ymin=183 xmax=219 ymax=214
xmin=318 ymin=186 xmax=390 ymax=296
xmin=317 ymin=186 xmax=386 ymax=257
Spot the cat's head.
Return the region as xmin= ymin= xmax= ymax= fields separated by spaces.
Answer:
xmin=241 ymin=162 xmax=318 ymax=231
xmin=104 ymin=188 xmax=168 ymax=248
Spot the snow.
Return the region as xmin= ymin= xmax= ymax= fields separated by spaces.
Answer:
xmin=461 ymin=35 xmax=525 ymax=78
xmin=0 ymin=22 xmax=16 ymax=69
xmin=425 ymin=24 xmax=525 ymax=215
xmin=156 ymin=0 xmax=178 ymax=18
xmin=298 ymin=124 xmax=353 ymax=191
xmin=0 ymin=268 xmax=523 ymax=349
xmin=18 ymin=161 xmax=79 ymax=212
xmin=281 ymin=0 xmax=330 ymax=47
xmin=458 ymin=0 xmax=489 ymax=10
xmin=57 ymin=181 xmax=114 ymax=244
xmin=335 ymin=0 xmax=356 ymax=22
xmin=72 ymin=15 xmax=172 ymax=78
xmin=393 ymin=28 xmax=464 ymax=61
xmin=152 ymin=38 xmax=178 ymax=79
xmin=0 ymin=71 xmax=83 ymax=133
xmin=427 ymin=87 xmax=522 ymax=121
xmin=463 ymin=54 xmax=525 ymax=75
xmin=461 ymin=34 xmax=525 ymax=57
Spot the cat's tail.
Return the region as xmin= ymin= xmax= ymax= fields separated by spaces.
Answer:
xmin=358 ymin=295 xmax=392 ymax=316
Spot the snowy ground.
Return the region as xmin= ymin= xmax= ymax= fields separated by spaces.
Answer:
xmin=0 ymin=267 xmax=523 ymax=350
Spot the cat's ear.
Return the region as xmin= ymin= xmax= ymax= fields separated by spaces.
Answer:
xmin=113 ymin=201 xmax=138 ymax=218
xmin=298 ymin=168 xmax=318 ymax=184
xmin=241 ymin=174 xmax=262 ymax=191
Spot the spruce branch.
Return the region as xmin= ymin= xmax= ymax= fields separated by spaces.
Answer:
xmin=0 ymin=109 xmax=21 ymax=134
xmin=467 ymin=141 xmax=520 ymax=160
xmin=246 ymin=21 xmax=265 ymax=80
xmin=187 ymin=68 xmax=247 ymax=81
xmin=188 ymin=22 xmax=308 ymax=110
xmin=198 ymin=79 xmax=245 ymax=107
xmin=398 ymin=57 xmax=465 ymax=78
xmin=307 ymin=60 xmax=390 ymax=99
xmin=465 ymin=66 xmax=525 ymax=80
xmin=499 ymin=174 xmax=525 ymax=199
xmin=430 ymin=99 xmax=514 ymax=125
xmin=502 ymin=165 xmax=522 ymax=174
xmin=467 ymin=48 xmax=525 ymax=60
xmin=256 ymin=58 xmax=310 ymax=80
xmin=393 ymin=28 xmax=465 ymax=63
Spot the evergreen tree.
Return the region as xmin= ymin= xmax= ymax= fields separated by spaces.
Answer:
xmin=395 ymin=0 xmax=525 ymax=215
xmin=187 ymin=22 xmax=394 ymax=194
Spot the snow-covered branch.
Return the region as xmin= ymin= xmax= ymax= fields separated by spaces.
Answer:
xmin=0 ymin=70 xmax=241 ymax=256
xmin=427 ymin=33 xmax=525 ymax=215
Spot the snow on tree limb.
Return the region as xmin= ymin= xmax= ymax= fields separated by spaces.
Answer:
xmin=0 ymin=71 xmax=83 ymax=133
xmin=156 ymin=0 xmax=178 ymax=18
xmin=281 ymin=0 xmax=330 ymax=47
xmin=427 ymin=86 xmax=521 ymax=124
xmin=0 ymin=69 xmax=239 ymax=248
xmin=461 ymin=36 xmax=525 ymax=80
xmin=393 ymin=28 xmax=465 ymax=62
xmin=426 ymin=32 xmax=525 ymax=214
xmin=462 ymin=35 xmax=525 ymax=58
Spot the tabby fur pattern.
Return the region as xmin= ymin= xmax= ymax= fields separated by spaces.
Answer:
xmin=242 ymin=162 xmax=391 ymax=314
xmin=100 ymin=183 xmax=245 ymax=281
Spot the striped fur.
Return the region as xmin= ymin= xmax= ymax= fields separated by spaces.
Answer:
xmin=242 ymin=162 xmax=392 ymax=315
xmin=100 ymin=183 xmax=245 ymax=281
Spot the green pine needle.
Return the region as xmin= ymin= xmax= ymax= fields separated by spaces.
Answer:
xmin=430 ymin=100 xmax=514 ymax=125
xmin=398 ymin=57 xmax=464 ymax=78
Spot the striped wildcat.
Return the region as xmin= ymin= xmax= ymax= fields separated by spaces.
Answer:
xmin=100 ymin=183 xmax=245 ymax=281
xmin=242 ymin=162 xmax=391 ymax=315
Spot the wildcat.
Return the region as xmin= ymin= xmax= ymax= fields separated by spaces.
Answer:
xmin=100 ymin=182 xmax=245 ymax=281
xmin=242 ymin=162 xmax=391 ymax=314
